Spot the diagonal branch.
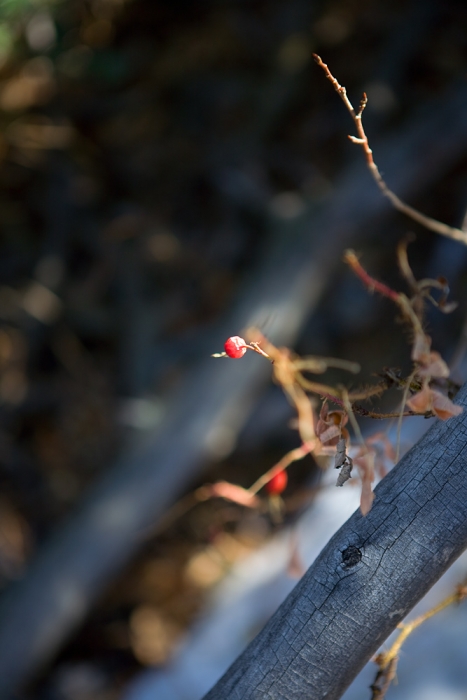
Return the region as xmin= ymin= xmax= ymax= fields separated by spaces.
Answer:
xmin=313 ymin=54 xmax=467 ymax=246
xmin=204 ymin=381 xmax=467 ymax=700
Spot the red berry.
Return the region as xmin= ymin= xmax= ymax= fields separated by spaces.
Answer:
xmin=266 ymin=470 xmax=288 ymax=496
xmin=224 ymin=336 xmax=248 ymax=359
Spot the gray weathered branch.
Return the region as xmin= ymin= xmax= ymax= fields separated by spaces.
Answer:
xmin=204 ymin=382 xmax=467 ymax=699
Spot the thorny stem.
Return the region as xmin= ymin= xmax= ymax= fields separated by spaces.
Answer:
xmin=294 ymin=377 xmax=345 ymax=402
xmin=344 ymin=249 xmax=425 ymax=337
xmin=313 ymin=53 xmax=467 ymax=246
xmin=294 ymin=380 xmax=424 ymax=419
xmin=346 ymin=383 xmax=387 ymax=401
xmin=354 ymin=406 xmax=424 ymax=419
xmin=344 ymin=250 xmax=400 ymax=302
xmin=291 ymin=378 xmax=425 ymax=420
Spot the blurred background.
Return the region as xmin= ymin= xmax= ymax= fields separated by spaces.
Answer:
xmin=0 ymin=0 xmax=467 ymax=698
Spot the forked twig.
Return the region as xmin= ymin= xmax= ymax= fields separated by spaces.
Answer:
xmin=371 ymin=579 xmax=467 ymax=699
xmin=313 ymin=54 xmax=467 ymax=246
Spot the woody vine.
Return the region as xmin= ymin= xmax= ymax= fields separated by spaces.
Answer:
xmin=138 ymin=55 xmax=467 ymax=700
xmin=212 ymin=239 xmax=462 ymax=516
xmin=209 ymin=55 xmax=465 ymax=518
xmin=207 ymin=57 xmax=467 ymax=699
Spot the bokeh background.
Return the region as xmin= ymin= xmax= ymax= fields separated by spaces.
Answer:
xmin=0 ymin=0 xmax=467 ymax=698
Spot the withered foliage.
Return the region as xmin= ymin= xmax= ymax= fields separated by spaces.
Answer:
xmin=211 ymin=239 xmax=461 ymax=517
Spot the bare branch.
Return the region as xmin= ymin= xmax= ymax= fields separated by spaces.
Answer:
xmin=371 ymin=578 xmax=467 ymax=699
xmin=313 ymin=54 xmax=467 ymax=246
xmin=203 ymin=382 xmax=467 ymax=699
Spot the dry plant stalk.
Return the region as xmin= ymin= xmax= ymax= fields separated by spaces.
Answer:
xmin=160 ymin=243 xmax=462 ymax=540
xmin=207 ymin=256 xmax=461 ymax=514
xmin=201 ymin=208 xmax=464 ymax=522
xmin=371 ymin=579 xmax=467 ymax=699
xmin=313 ymin=54 xmax=467 ymax=246
xmin=344 ymin=246 xmax=462 ymax=423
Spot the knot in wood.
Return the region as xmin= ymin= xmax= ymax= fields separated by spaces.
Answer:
xmin=341 ymin=545 xmax=362 ymax=568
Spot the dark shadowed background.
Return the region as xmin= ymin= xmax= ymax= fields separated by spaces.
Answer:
xmin=0 ymin=0 xmax=467 ymax=697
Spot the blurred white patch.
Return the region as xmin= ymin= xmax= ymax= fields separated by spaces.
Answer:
xmin=118 ymin=397 xmax=164 ymax=430
xmin=204 ymin=424 xmax=237 ymax=459
xmin=26 ymin=12 xmax=56 ymax=52
xmin=313 ymin=13 xmax=352 ymax=46
xmin=22 ymin=281 xmax=62 ymax=324
xmin=35 ymin=255 xmax=64 ymax=288
xmin=57 ymin=46 xmax=93 ymax=80
xmin=269 ymin=192 xmax=305 ymax=219
xmin=277 ymin=33 xmax=312 ymax=74
xmin=364 ymin=81 xmax=397 ymax=113
xmin=52 ymin=662 xmax=107 ymax=700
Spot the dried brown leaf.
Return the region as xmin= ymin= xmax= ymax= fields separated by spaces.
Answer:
xmin=288 ymin=534 xmax=306 ymax=579
xmin=416 ymin=351 xmax=449 ymax=379
xmin=354 ymin=451 xmax=375 ymax=515
xmin=431 ymin=390 xmax=463 ymax=420
xmin=316 ymin=403 xmax=348 ymax=446
xmin=406 ymin=385 xmax=463 ymax=420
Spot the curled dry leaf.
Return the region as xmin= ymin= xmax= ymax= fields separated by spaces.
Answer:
xmin=437 ymin=299 xmax=458 ymax=314
xmin=406 ymin=384 xmax=432 ymax=413
xmin=334 ymin=438 xmax=347 ymax=469
xmin=430 ymin=390 xmax=463 ymax=420
xmin=318 ymin=423 xmax=341 ymax=445
xmin=334 ymin=437 xmax=354 ymax=488
xmin=416 ymin=351 xmax=449 ymax=379
xmin=316 ymin=403 xmax=348 ymax=446
xmin=336 ymin=459 xmax=353 ymax=487
xmin=411 ymin=331 xmax=449 ymax=379
xmin=406 ymin=384 xmax=463 ymax=420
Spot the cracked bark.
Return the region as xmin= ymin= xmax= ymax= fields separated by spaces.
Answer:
xmin=204 ymin=382 xmax=467 ymax=700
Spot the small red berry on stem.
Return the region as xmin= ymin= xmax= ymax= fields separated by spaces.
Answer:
xmin=224 ymin=336 xmax=248 ymax=359
xmin=266 ymin=470 xmax=288 ymax=496
xmin=212 ymin=333 xmax=270 ymax=360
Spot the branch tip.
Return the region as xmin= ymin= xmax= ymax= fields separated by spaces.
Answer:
xmin=314 ymin=55 xmax=467 ymax=246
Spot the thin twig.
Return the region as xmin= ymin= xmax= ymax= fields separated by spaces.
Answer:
xmin=344 ymin=250 xmax=400 ymax=302
xmin=341 ymin=388 xmax=365 ymax=447
xmin=313 ymin=54 xmax=467 ymax=246
xmin=248 ymin=442 xmax=315 ymax=495
xmin=370 ymin=657 xmax=398 ymax=700
xmin=371 ymin=579 xmax=467 ymax=699
xmin=395 ymin=368 xmax=417 ymax=463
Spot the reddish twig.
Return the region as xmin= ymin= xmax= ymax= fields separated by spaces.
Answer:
xmin=344 ymin=250 xmax=400 ymax=302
